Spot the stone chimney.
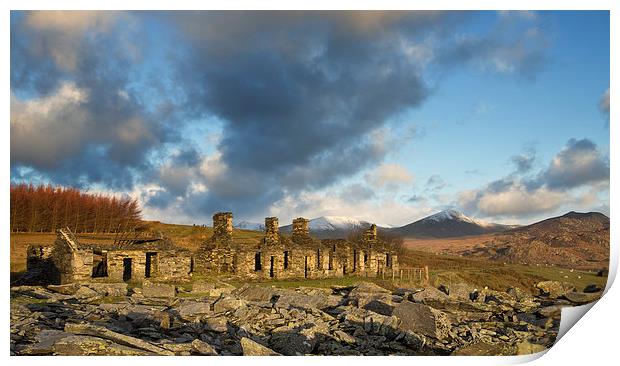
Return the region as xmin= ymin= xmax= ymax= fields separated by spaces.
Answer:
xmin=363 ymin=224 xmax=377 ymax=242
xmin=292 ymin=217 xmax=309 ymax=238
xmin=213 ymin=212 xmax=233 ymax=239
xmin=264 ymin=217 xmax=279 ymax=244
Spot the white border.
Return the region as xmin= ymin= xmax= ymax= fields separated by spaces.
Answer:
xmin=3 ymin=2 xmax=616 ymax=366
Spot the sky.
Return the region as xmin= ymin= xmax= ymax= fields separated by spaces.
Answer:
xmin=10 ymin=10 xmax=610 ymax=227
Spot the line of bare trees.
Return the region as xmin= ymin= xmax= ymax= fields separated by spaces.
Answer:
xmin=10 ymin=183 xmax=143 ymax=233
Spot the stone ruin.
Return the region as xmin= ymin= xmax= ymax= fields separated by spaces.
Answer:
xmin=26 ymin=228 xmax=192 ymax=285
xmin=193 ymin=212 xmax=399 ymax=280
xmin=26 ymin=212 xmax=399 ymax=285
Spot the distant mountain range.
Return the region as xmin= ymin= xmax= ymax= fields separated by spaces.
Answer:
xmin=238 ymin=210 xmax=516 ymax=239
xmin=279 ymin=216 xmax=387 ymax=239
xmin=390 ymin=209 xmax=518 ymax=239
xmin=236 ymin=210 xmax=609 ymax=269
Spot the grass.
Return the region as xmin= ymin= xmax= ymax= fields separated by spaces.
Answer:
xmin=399 ymin=250 xmax=607 ymax=293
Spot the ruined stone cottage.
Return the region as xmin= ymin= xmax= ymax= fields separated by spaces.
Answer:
xmin=27 ymin=228 xmax=192 ymax=285
xmin=27 ymin=212 xmax=399 ymax=284
xmin=192 ymin=212 xmax=399 ymax=280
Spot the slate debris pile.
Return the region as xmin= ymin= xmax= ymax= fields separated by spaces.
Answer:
xmin=10 ymin=280 xmax=601 ymax=356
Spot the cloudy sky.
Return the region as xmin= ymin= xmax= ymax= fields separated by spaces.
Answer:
xmin=10 ymin=10 xmax=610 ymax=226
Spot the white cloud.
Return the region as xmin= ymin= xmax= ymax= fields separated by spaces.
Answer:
xmin=600 ymin=87 xmax=610 ymax=114
xmin=475 ymin=183 xmax=566 ymax=217
xmin=268 ymin=189 xmax=434 ymax=227
xmin=11 ymin=82 xmax=90 ymax=167
xmin=365 ymin=163 xmax=414 ymax=190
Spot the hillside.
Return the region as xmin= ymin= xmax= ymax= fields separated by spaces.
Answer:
xmin=460 ymin=212 xmax=610 ymax=270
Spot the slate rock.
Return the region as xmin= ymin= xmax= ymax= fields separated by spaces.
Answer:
xmin=142 ymin=281 xmax=176 ymax=298
xmin=392 ymin=301 xmax=450 ymax=340
xmin=240 ymin=337 xmax=280 ymax=356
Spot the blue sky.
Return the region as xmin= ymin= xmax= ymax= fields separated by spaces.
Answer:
xmin=10 ymin=11 xmax=610 ymax=226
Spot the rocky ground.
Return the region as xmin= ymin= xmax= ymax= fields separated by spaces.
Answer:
xmin=10 ymin=279 xmax=603 ymax=356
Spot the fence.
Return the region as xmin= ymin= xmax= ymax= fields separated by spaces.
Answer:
xmin=378 ymin=265 xmax=429 ymax=285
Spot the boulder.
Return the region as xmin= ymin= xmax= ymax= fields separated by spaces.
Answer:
xmin=52 ymin=335 xmax=151 ymax=356
xmin=87 ymin=283 xmax=128 ymax=297
xmin=409 ymin=286 xmax=449 ymax=305
xmin=142 ymin=281 xmax=176 ymax=298
xmin=392 ymin=301 xmax=451 ymax=340
xmin=203 ymin=316 xmax=228 ymax=332
xmin=192 ymin=281 xmax=216 ymax=294
xmin=176 ymin=300 xmax=214 ymax=321
xmin=269 ymin=322 xmax=329 ymax=355
xmin=47 ymin=283 xmax=81 ymax=295
xmin=240 ymin=337 xmax=280 ymax=356
xmin=19 ymin=330 xmax=72 ymax=355
xmin=191 ymin=339 xmax=218 ymax=355
xmin=73 ymin=286 xmax=101 ymax=299
xmin=535 ymin=281 xmax=575 ymax=299
xmin=362 ymin=299 xmax=395 ymax=316
xmin=276 ymin=289 xmax=340 ymax=310
xmin=209 ymin=283 xmax=236 ymax=297
xmin=446 ymin=283 xmax=476 ymax=301
xmin=506 ymin=286 xmax=530 ymax=301
xmin=64 ymin=323 xmax=174 ymax=355
xmin=537 ymin=305 xmax=565 ymax=318
xmin=583 ymin=284 xmax=602 ymax=293
xmin=213 ymin=297 xmax=247 ymax=314
xmin=348 ymin=282 xmax=393 ymax=308
xmin=233 ymin=284 xmax=278 ymax=302
xmin=348 ymin=282 xmax=390 ymax=297
xmin=563 ymin=291 xmax=601 ymax=304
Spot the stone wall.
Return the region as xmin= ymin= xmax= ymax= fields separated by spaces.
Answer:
xmin=191 ymin=213 xmax=399 ymax=281
xmin=292 ymin=217 xmax=309 ymax=239
xmin=106 ymin=250 xmax=147 ymax=282
xmin=264 ymin=217 xmax=279 ymax=245
xmin=26 ymin=245 xmax=54 ymax=274
xmin=50 ymin=232 xmax=93 ymax=284
xmin=213 ymin=212 xmax=233 ymax=241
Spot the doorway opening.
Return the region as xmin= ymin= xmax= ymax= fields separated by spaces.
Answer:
xmin=145 ymin=252 xmax=158 ymax=278
xmin=254 ymin=252 xmax=262 ymax=271
xmin=122 ymin=258 xmax=132 ymax=282
xmin=270 ymin=256 xmax=275 ymax=278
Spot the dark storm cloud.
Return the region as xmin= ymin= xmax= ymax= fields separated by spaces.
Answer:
xmin=11 ymin=11 xmax=553 ymax=219
xmin=10 ymin=11 xmax=180 ymax=190
xmin=160 ymin=11 xmax=549 ymax=217
xmin=161 ymin=11 xmax=448 ymax=217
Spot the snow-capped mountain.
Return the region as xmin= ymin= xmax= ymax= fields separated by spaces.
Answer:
xmin=280 ymin=216 xmax=390 ymax=239
xmin=234 ymin=210 xmax=515 ymax=239
xmin=391 ymin=209 xmax=516 ymax=238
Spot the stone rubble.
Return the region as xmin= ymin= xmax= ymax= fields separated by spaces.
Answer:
xmin=10 ymin=280 xmax=602 ymax=356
